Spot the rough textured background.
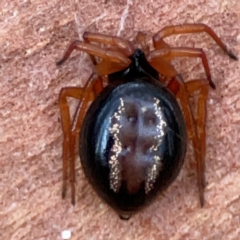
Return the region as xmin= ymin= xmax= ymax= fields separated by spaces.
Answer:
xmin=1 ymin=0 xmax=240 ymax=239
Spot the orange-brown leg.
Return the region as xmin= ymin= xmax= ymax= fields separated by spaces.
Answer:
xmin=147 ymin=48 xmax=178 ymax=83
xmin=83 ymin=32 xmax=135 ymax=57
xmin=59 ymin=73 xmax=104 ymax=204
xmin=167 ymin=75 xmax=210 ymax=206
xmin=186 ymin=79 xmax=209 ymax=155
xmin=81 ymin=33 xmax=134 ymax=79
xmin=186 ymin=79 xmax=209 ymax=206
xmin=56 ymin=41 xmax=131 ymax=67
xmin=147 ymin=47 xmax=216 ymax=88
xmin=135 ymin=31 xmax=150 ymax=55
xmin=59 ymin=86 xmax=84 ymax=204
xmin=152 ymin=23 xmax=238 ymax=60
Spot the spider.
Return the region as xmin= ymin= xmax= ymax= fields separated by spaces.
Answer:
xmin=57 ymin=23 xmax=237 ymax=220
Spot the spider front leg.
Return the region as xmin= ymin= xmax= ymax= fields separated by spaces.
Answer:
xmin=56 ymin=40 xmax=131 ymax=71
xmin=83 ymin=32 xmax=135 ymax=57
xmin=152 ymin=23 xmax=238 ymax=60
xmin=167 ymin=76 xmax=209 ymax=206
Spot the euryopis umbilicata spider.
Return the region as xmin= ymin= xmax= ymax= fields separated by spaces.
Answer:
xmin=57 ymin=23 xmax=238 ymax=220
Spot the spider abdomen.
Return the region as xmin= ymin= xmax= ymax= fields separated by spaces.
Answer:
xmin=80 ymin=80 xmax=187 ymax=219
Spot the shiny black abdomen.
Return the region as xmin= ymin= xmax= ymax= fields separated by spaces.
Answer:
xmin=80 ymin=78 xmax=187 ymax=218
xmin=80 ymin=80 xmax=186 ymax=217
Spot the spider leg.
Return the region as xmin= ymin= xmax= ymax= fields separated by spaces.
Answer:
xmin=83 ymin=32 xmax=135 ymax=57
xmin=146 ymin=49 xmax=177 ymax=83
xmin=95 ymin=59 xmax=133 ymax=76
xmin=82 ymin=32 xmax=135 ymax=75
xmin=152 ymin=23 xmax=238 ymax=60
xmin=56 ymin=40 xmax=131 ymax=67
xmin=59 ymin=74 xmax=103 ymax=204
xmin=135 ymin=31 xmax=150 ymax=55
xmin=167 ymin=75 xmax=210 ymax=206
xmin=59 ymin=86 xmax=84 ymax=204
xmin=147 ymin=47 xmax=216 ymax=88
xmin=57 ymin=31 xmax=134 ymax=67
xmin=185 ymin=80 xmax=209 ymax=205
